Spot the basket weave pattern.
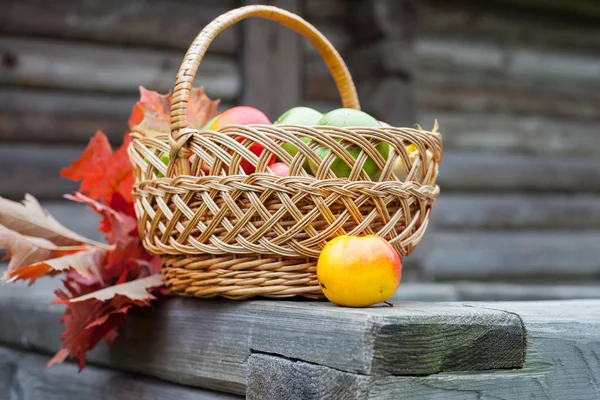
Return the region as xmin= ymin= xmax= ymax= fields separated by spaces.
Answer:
xmin=128 ymin=5 xmax=442 ymax=300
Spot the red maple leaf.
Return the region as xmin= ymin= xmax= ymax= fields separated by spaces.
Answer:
xmin=61 ymin=131 xmax=134 ymax=205
xmin=3 ymin=85 xmax=220 ymax=370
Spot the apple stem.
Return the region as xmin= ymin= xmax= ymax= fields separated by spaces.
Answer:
xmin=384 ymin=301 xmax=394 ymax=307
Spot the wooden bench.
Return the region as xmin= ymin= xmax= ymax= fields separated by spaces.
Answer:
xmin=1 ymin=277 xmax=599 ymax=399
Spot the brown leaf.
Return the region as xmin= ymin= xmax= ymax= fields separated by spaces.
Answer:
xmin=32 ymin=249 xmax=106 ymax=283
xmin=0 ymin=225 xmax=59 ymax=277
xmin=128 ymin=86 xmax=220 ymax=138
xmin=0 ymin=194 xmax=103 ymax=247
xmin=70 ymin=274 xmax=163 ymax=303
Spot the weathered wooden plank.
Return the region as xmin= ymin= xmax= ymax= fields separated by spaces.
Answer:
xmin=242 ymin=0 xmax=302 ymax=119
xmin=420 ymin=0 xmax=600 ymax=51
xmin=351 ymin=0 xmax=416 ymax=42
xmin=421 ymin=232 xmax=600 ymax=281
xmin=306 ymin=58 xmax=416 ymax=124
xmin=0 ymin=110 xmax=126 ymax=144
xmin=0 ymin=0 xmax=238 ymax=53
xmin=438 ymin=152 xmax=600 ymax=192
xmin=392 ymin=282 xmax=600 ymax=302
xmin=452 ymin=282 xmax=600 ymax=302
xmin=372 ymin=300 xmax=600 ymax=399
xmin=247 ymin=353 xmax=372 ymax=400
xmin=0 ymin=89 xmax=232 ymax=144
xmin=0 ymin=347 xmax=240 ymax=400
xmin=0 ymin=145 xmax=81 ymax=200
xmin=415 ymin=37 xmax=600 ymax=118
xmin=0 ymin=281 xmax=525 ymax=395
xmin=432 ymin=194 xmax=600 ymax=229
xmin=305 ymin=0 xmax=348 ymax=20
xmin=346 ymin=38 xmax=415 ymax=80
xmin=0 ymin=37 xmax=241 ymax=99
xmin=248 ymin=300 xmax=600 ymax=400
xmin=303 ymin=22 xmax=352 ymax=59
xmin=421 ymin=109 xmax=600 ymax=155
xmin=417 ymin=75 xmax=600 ymax=120
xmin=417 ymin=37 xmax=600 ymax=90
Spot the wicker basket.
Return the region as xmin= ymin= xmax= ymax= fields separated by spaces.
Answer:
xmin=128 ymin=5 xmax=443 ymax=300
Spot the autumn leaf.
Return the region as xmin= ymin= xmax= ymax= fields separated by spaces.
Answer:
xmin=0 ymin=194 xmax=103 ymax=247
xmin=61 ymin=131 xmax=134 ymax=204
xmin=128 ymin=87 xmax=171 ymax=137
xmin=70 ymin=274 xmax=163 ymax=302
xmin=4 ymin=248 xmax=106 ymax=285
xmin=0 ymin=225 xmax=62 ymax=279
xmin=186 ymin=86 xmax=221 ymax=130
xmin=34 ymin=249 xmax=105 ymax=282
xmin=65 ymin=192 xmax=137 ymax=244
xmin=52 ymin=275 xmax=162 ymax=370
xmin=128 ymin=86 xmax=220 ymax=138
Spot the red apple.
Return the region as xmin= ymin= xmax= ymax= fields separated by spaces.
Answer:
xmin=269 ymin=162 xmax=290 ymax=177
xmin=209 ymin=106 xmax=273 ymax=174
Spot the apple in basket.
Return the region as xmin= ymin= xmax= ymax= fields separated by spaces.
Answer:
xmin=274 ymin=106 xmax=323 ymax=172
xmin=308 ymin=108 xmax=389 ymax=180
xmin=317 ymin=235 xmax=402 ymax=307
xmin=208 ymin=106 xmax=274 ymax=174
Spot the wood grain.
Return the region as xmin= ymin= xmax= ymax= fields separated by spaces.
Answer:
xmin=438 ymin=152 xmax=600 ymax=192
xmin=247 ymin=300 xmax=600 ymax=399
xmin=241 ymin=0 xmax=302 ymax=120
xmin=421 ymin=110 xmax=600 ymax=155
xmin=415 ymin=36 xmax=600 ymax=119
xmin=0 ymin=347 xmax=241 ymax=400
xmin=305 ymin=0 xmax=348 ymax=20
xmin=432 ymin=194 xmax=600 ymax=229
xmin=0 ymin=37 xmax=241 ymax=99
xmin=0 ymin=144 xmax=81 ymax=200
xmin=0 ymin=282 xmax=525 ymax=395
xmin=0 ymin=0 xmax=238 ymax=54
xmin=417 ymin=37 xmax=600 ymax=92
xmin=0 ymin=89 xmax=232 ymax=144
xmin=421 ymin=231 xmax=600 ymax=281
xmin=420 ymin=0 xmax=600 ymax=52
xmin=392 ymin=282 xmax=600 ymax=302
xmin=248 ymin=353 xmax=371 ymax=400
xmin=374 ymin=300 xmax=600 ymax=399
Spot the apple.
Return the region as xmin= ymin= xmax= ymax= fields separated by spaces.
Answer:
xmin=317 ymin=235 xmax=402 ymax=307
xmin=309 ymin=108 xmax=389 ymax=180
xmin=268 ymin=162 xmax=290 ymax=177
xmin=209 ymin=106 xmax=273 ymax=174
xmin=203 ymin=114 xmax=220 ymax=129
xmin=274 ymin=106 xmax=323 ymax=125
xmin=275 ymin=107 xmax=322 ymax=172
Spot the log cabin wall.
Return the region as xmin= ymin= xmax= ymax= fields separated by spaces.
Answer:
xmin=1 ymin=0 xmax=599 ymax=288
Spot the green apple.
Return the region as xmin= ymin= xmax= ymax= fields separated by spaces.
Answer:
xmin=275 ymin=107 xmax=323 ymax=171
xmin=274 ymin=107 xmax=323 ymax=125
xmin=317 ymin=108 xmax=381 ymax=128
xmin=155 ymin=155 xmax=170 ymax=178
xmin=309 ymin=108 xmax=389 ymax=180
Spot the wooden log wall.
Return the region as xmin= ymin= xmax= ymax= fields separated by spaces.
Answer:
xmin=0 ymin=0 xmax=242 ymax=199
xmin=1 ymin=0 xmax=600 ymax=287
xmin=412 ymin=0 xmax=600 ymax=284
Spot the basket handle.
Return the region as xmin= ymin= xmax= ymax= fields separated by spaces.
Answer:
xmin=168 ymin=4 xmax=360 ymax=174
